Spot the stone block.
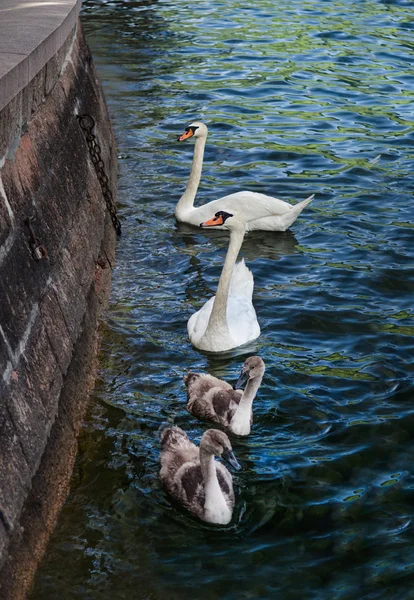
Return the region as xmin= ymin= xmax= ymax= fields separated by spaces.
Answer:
xmin=0 ymin=403 xmax=31 ymax=532
xmin=0 ymin=93 xmax=23 ymax=160
xmin=66 ymin=185 xmax=105 ymax=289
xmin=51 ymin=249 xmax=88 ymax=344
xmin=20 ymin=85 xmax=31 ymax=131
xmin=1 ymin=134 xmax=41 ymax=221
xmin=0 ymin=194 xmax=13 ymax=255
xmin=24 ymin=79 xmax=84 ymax=248
xmin=0 ymin=159 xmax=25 ymax=220
xmin=0 ymin=520 xmax=7 ymax=570
xmin=40 ymin=288 xmax=73 ymax=375
xmin=44 ymin=54 xmax=59 ymax=98
xmin=0 ymin=230 xmax=49 ymax=353
xmin=6 ymin=376 xmax=50 ymax=477
xmin=0 ymin=325 xmax=12 ymax=390
xmin=18 ymin=317 xmax=60 ymax=413
xmin=29 ymin=68 xmax=46 ymax=118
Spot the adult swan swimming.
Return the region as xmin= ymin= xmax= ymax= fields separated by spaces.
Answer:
xmin=176 ymin=121 xmax=314 ymax=231
xmin=187 ymin=210 xmax=260 ymax=353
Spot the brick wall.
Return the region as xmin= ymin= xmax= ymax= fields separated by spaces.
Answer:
xmin=0 ymin=20 xmax=117 ymax=597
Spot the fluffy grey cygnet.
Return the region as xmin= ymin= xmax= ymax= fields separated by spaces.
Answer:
xmin=185 ymin=356 xmax=265 ymax=436
xmin=159 ymin=426 xmax=241 ymax=524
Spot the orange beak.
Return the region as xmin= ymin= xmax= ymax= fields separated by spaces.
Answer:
xmin=201 ymin=214 xmax=225 ymax=227
xmin=178 ymin=129 xmax=194 ymax=142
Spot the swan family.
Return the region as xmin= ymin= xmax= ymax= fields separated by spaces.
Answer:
xmin=159 ymin=121 xmax=313 ymax=524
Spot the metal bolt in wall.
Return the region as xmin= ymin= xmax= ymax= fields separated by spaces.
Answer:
xmin=25 ymin=216 xmax=48 ymax=260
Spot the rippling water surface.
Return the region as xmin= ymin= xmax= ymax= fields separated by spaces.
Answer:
xmin=32 ymin=1 xmax=414 ymax=598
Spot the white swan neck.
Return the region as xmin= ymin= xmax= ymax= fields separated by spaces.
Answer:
xmin=200 ymin=449 xmax=230 ymax=523
xmin=205 ymin=227 xmax=244 ymax=334
xmin=230 ymin=373 xmax=263 ymax=435
xmin=176 ymin=135 xmax=206 ymax=215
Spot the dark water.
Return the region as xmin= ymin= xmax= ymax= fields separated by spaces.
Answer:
xmin=32 ymin=1 xmax=414 ymax=598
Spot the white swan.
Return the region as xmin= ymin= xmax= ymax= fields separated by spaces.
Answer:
xmin=176 ymin=121 xmax=314 ymax=231
xmin=187 ymin=210 xmax=260 ymax=352
xmin=160 ymin=426 xmax=241 ymax=524
xmin=185 ymin=356 xmax=265 ymax=436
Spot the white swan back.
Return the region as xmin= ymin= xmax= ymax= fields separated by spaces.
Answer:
xmin=229 ymin=258 xmax=254 ymax=298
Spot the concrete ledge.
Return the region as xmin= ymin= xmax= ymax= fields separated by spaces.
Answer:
xmin=0 ymin=0 xmax=81 ymax=112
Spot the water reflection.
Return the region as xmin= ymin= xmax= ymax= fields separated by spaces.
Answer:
xmin=175 ymin=222 xmax=299 ymax=258
xmin=32 ymin=0 xmax=414 ymax=599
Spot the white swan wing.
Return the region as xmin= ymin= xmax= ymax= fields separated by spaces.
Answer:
xmin=226 ymin=296 xmax=260 ymax=346
xmin=227 ymin=259 xmax=259 ymax=344
xmin=229 ymin=258 xmax=254 ymax=299
xmin=187 ymin=296 xmax=215 ymax=345
xmin=214 ymin=191 xmax=292 ymax=217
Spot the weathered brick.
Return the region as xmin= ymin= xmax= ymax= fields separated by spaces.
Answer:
xmin=0 ymin=330 xmax=12 ymax=392
xmin=0 ymin=404 xmax=31 ymax=531
xmin=18 ymin=318 xmax=60 ymax=413
xmin=1 ymin=135 xmax=41 ymax=222
xmin=51 ymin=249 xmax=88 ymax=344
xmin=0 ymin=232 xmax=49 ymax=353
xmin=0 ymin=192 xmax=13 ymax=250
xmin=40 ymin=288 xmax=72 ymax=375
xmin=0 ymin=520 xmax=7 ymax=570
xmin=6 ymin=378 xmax=50 ymax=477
xmin=29 ymin=69 xmax=46 ymax=118
xmin=20 ymin=85 xmax=31 ymax=131
xmin=0 ymin=94 xmax=22 ymax=160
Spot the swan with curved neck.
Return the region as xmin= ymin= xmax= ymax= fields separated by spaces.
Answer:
xmin=187 ymin=210 xmax=260 ymax=352
xmin=160 ymin=426 xmax=241 ymax=524
xmin=185 ymin=356 xmax=265 ymax=436
xmin=175 ymin=121 xmax=314 ymax=231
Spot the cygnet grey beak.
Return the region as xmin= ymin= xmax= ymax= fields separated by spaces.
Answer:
xmin=233 ymin=369 xmax=249 ymax=390
xmin=222 ymin=449 xmax=241 ymax=471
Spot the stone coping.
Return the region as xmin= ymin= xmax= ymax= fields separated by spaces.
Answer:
xmin=0 ymin=0 xmax=81 ymax=112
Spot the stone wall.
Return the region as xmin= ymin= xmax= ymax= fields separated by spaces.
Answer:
xmin=0 ymin=14 xmax=117 ymax=599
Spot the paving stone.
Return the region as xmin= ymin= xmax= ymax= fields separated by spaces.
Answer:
xmin=0 ymin=0 xmax=81 ymax=111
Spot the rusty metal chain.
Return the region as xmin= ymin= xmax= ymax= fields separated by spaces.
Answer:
xmin=77 ymin=114 xmax=121 ymax=236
